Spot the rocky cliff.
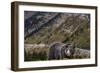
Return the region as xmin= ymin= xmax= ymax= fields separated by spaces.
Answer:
xmin=24 ymin=11 xmax=90 ymax=49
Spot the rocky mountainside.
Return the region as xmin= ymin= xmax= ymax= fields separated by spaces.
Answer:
xmin=24 ymin=11 xmax=90 ymax=49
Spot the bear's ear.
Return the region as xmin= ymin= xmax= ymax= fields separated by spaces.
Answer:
xmin=63 ymin=43 xmax=70 ymax=48
xmin=65 ymin=44 xmax=68 ymax=48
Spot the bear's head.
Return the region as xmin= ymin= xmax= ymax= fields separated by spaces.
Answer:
xmin=63 ymin=43 xmax=75 ymax=58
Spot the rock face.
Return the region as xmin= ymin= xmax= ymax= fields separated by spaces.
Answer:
xmin=24 ymin=12 xmax=59 ymax=38
xmin=73 ymin=48 xmax=90 ymax=58
xmin=48 ymin=42 xmax=75 ymax=60
xmin=24 ymin=11 xmax=90 ymax=49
